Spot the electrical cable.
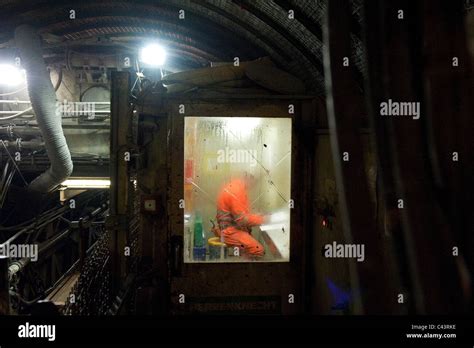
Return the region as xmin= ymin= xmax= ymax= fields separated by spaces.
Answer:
xmin=0 ymin=140 xmax=28 ymax=186
xmin=0 ymin=86 xmax=27 ymax=97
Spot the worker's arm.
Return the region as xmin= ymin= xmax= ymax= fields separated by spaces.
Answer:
xmin=229 ymin=190 xmax=264 ymax=227
xmin=236 ymin=212 xmax=264 ymax=227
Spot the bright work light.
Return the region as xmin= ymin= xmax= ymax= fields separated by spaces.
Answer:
xmin=0 ymin=64 xmax=25 ymax=86
xmin=61 ymin=179 xmax=111 ymax=189
xmin=139 ymin=44 xmax=167 ymax=66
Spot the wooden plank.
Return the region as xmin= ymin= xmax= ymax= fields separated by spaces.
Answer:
xmin=421 ymin=0 xmax=474 ymax=285
xmin=324 ymin=0 xmax=394 ymax=314
xmin=245 ymin=64 xmax=306 ymax=94
xmin=363 ymin=0 xmax=469 ymax=313
xmin=140 ymin=98 xmax=295 ymax=119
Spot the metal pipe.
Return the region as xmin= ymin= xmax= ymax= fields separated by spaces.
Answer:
xmin=0 ymin=110 xmax=111 ymax=114
xmin=6 ymin=202 xmax=108 ymax=280
xmin=0 ymin=100 xmax=111 ymax=105
xmin=0 ymin=100 xmax=31 ymax=104
xmin=1 ymin=140 xmax=44 ymax=149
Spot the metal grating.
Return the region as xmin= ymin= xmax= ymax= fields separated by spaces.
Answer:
xmin=63 ymin=226 xmax=112 ymax=315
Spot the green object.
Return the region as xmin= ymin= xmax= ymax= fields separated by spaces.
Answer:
xmin=193 ymin=212 xmax=204 ymax=248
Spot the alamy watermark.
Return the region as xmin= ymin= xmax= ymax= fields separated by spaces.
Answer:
xmin=18 ymin=322 xmax=55 ymax=341
xmin=217 ymin=147 xmax=257 ymax=167
xmin=380 ymin=99 xmax=420 ymax=120
xmin=56 ymin=100 xmax=96 ymax=119
xmin=0 ymin=243 xmax=38 ymax=262
xmin=324 ymin=241 xmax=365 ymax=262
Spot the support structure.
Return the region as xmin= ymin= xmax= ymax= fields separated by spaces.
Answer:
xmin=108 ymin=71 xmax=131 ymax=294
xmin=0 ymin=256 xmax=9 ymax=314
xmin=324 ymin=0 xmax=395 ymax=314
xmin=363 ymin=0 xmax=471 ymax=314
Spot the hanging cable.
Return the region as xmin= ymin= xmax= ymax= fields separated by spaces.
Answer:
xmin=0 ymin=140 xmax=28 ymax=186
xmin=0 ymin=86 xmax=27 ymax=97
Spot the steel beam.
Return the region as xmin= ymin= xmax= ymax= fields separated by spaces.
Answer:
xmin=108 ymin=71 xmax=131 ymax=293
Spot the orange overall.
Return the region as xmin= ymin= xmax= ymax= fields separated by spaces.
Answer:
xmin=216 ymin=179 xmax=265 ymax=257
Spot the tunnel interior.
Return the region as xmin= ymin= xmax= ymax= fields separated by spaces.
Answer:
xmin=0 ymin=0 xmax=472 ymax=319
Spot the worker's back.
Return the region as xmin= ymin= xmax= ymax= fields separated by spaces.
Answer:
xmin=215 ymin=178 xmax=265 ymax=257
xmin=216 ymin=178 xmax=249 ymax=215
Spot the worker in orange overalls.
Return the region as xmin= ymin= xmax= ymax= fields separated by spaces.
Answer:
xmin=215 ymin=176 xmax=266 ymax=257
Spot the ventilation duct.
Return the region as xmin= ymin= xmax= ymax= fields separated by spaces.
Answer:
xmin=14 ymin=25 xmax=73 ymax=192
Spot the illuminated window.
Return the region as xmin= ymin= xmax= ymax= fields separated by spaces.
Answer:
xmin=184 ymin=117 xmax=292 ymax=263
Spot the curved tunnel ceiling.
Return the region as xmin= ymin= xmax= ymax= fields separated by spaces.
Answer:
xmin=0 ymin=0 xmax=366 ymax=93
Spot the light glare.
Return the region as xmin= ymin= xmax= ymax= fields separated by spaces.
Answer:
xmin=139 ymin=44 xmax=167 ymax=66
xmin=225 ymin=117 xmax=260 ymax=138
xmin=61 ymin=179 xmax=111 ymax=189
xmin=0 ymin=64 xmax=25 ymax=86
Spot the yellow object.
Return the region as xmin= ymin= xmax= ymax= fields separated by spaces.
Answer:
xmin=208 ymin=236 xmax=227 ymax=247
